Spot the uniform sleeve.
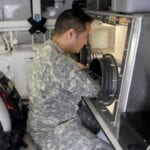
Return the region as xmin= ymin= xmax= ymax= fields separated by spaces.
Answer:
xmin=63 ymin=59 xmax=100 ymax=98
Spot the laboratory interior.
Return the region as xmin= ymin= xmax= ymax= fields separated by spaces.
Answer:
xmin=0 ymin=0 xmax=150 ymax=150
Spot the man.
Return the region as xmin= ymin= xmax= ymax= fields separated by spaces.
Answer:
xmin=27 ymin=9 xmax=113 ymax=150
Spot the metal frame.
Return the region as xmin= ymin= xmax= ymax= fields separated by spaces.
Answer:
xmin=115 ymin=15 xmax=142 ymax=136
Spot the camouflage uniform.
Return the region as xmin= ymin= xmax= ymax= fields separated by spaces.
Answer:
xmin=27 ymin=40 xmax=113 ymax=150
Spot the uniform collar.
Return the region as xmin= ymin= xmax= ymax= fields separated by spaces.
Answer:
xmin=50 ymin=39 xmax=64 ymax=54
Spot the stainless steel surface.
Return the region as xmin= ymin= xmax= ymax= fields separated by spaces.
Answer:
xmin=116 ymin=16 xmax=142 ymax=113
xmin=125 ymin=14 xmax=150 ymax=112
xmin=114 ymin=15 xmax=142 ymax=136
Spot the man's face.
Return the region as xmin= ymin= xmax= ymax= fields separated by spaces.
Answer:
xmin=68 ymin=23 xmax=91 ymax=53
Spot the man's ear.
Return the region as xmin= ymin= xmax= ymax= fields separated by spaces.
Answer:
xmin=66 ymin=28 xmax=77 ymax=39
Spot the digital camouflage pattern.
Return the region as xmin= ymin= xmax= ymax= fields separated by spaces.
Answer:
xmin=27 ymin=40 xmax=113 ymax=150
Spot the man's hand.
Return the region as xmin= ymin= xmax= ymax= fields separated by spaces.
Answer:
xmin=75 ymin=62 xmax=87 ymax=70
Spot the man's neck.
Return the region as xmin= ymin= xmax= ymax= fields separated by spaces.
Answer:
xmin=52 ymin=35 xmax=69 ymax=54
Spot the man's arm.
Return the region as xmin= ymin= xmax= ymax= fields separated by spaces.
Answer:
xmin=63 ymin=60 xmax=100 ymax=98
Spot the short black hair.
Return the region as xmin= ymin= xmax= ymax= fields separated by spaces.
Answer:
xmin=53 ymin=9 xmax=93 ymax=35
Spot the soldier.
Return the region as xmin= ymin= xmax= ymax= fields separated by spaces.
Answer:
xmin=27 ymin=9 xmax=113 ymax=150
